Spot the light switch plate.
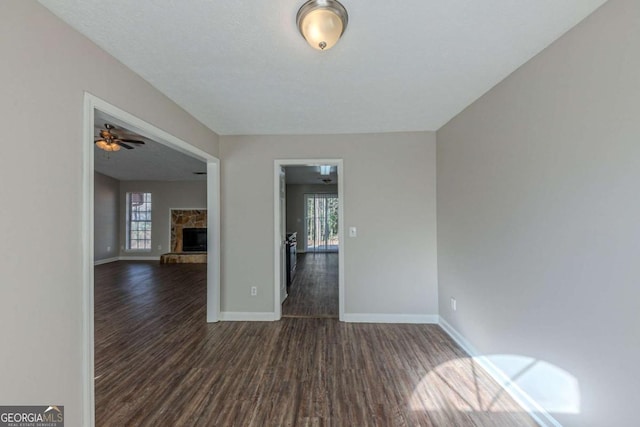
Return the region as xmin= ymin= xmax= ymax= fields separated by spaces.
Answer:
xmin=349 ymin=226 xmax=357 ymax=237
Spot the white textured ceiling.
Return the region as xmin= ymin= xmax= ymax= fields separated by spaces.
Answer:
xmin=40 ymin=0 xmax=607 ymax=135
xmin=94 ymin=111 xmax=206 ymax=181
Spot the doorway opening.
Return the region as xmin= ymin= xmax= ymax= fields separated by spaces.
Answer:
xmin=82 ymin=93 xmax=220 ymax=426
xmin=273 ymin=160 xmax=344 ymax=321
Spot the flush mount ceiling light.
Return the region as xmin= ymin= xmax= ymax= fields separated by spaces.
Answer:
xmin=297 ymin=0 xmax=348 ymax=51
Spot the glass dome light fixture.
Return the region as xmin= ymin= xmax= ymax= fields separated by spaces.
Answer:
xmin=297 ymin=0 xmax=348 ymax=51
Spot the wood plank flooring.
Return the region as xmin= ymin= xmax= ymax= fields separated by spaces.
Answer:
xmin=94 ymin=261 xmax=537 ymax=426
xmin=282 ymin=253 xmax=339 ymax=318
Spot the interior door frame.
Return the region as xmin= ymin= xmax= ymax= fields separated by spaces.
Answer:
xmin=273 ymin=159 xmax=345 ymax=321
xmin=82 ymin=93 xmax=221 ymax=426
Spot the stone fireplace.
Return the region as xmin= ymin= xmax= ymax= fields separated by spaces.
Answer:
xmin=161 ymin=209 xmax=208 ymax=263
xmin=171 ymin=209 xmax=207 ymax=252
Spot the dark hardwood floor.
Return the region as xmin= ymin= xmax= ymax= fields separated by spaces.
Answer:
xmin=282 ymin=253 xmax=339 ymax=318
xmin=94 ymin=261 xmax=536 ymax=426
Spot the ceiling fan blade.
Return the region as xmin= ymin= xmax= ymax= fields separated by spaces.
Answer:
xmin=115 ymin=141 xmax=134 ymax=149
xmin=119 ymin=139 xmax=145 ymax=144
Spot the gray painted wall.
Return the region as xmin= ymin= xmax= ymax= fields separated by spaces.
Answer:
xmin=437 ymin=0 xmax=639 ymax=425
xmin=94 ymin=172 xmax=120 ymax=262
xmin=220 ymin=132 xmax=438 ymax=316
xmin=0 ymin=2 xmax=219 ymax=425
xmin=286 ymin=183 xmax=338 ymax=252
xmin=119 ymin=181 xmax=207 ymax=257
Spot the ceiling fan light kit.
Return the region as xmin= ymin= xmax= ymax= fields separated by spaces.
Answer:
xmin=297 ymin=0 xmax=348 ymax=51
xmin=94 ymin=123 xmax=145 ymax=152
xmin=95 ymin=139 xmax=121 ymax=152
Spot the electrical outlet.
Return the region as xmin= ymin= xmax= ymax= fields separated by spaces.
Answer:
xmin=251 ymin=286 xmax=257 ymax=296
xmin=158 ymin=245 xmax=162 ymax=250
xmin=107 ymin=246 xmax=111 ymax=252
xmin=451 ymin=297 xmax=457 ymax=311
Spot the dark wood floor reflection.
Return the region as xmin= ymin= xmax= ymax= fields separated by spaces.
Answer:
xmin=94 ymin=261 xmax=536 ymax=426
xmin=283 ymin=253 xmax=339 ymax=318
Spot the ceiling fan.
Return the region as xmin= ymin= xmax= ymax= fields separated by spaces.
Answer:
xmin=94 ymin=123 xmax=145 ymax=152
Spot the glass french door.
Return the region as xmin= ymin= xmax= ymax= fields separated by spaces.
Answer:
xmin=305 ymin=193 xmax=339 ymax=252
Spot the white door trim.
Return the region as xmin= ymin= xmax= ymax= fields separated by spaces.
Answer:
xmin=273 ymin=159 xmax=345 ymax=321
xmin=82 ymin=92 xmax=221 ymax=427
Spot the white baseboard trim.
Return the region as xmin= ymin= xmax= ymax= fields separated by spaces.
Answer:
xmin=343 ymin=313 xmax=439 ymax=324
xmin=118 ymin=256 xmax=160 ymax=261
xmin=220 ymin=312 xmax=277 ymax=322
xmin=438 ymin=317 xmax=562 ymax=427
xmin=94 ymin=257 xmax=119 ymax=266
xmin=438 ymin=316 xmax=479 ymax=354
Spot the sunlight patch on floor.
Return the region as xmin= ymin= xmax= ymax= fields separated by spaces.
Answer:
xmin=410 ymin=355 xmax=580 ymax=415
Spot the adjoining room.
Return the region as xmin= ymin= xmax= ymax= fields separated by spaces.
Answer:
xmin=92 ymin=109 xmax=212 ymax=421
